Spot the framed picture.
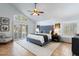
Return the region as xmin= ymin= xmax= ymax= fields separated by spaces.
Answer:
xmin=0 ymin=17 xmax=9 ymax=32
xmin=2 ymin=17 xmax=9 ymax=25
xmin=55 ymin=23 xmax=60 ymax=29
xmin=1 ymin=25 xmax=9 ymax=31
xmin=0 ymin=17 xmax=2 ymax=25
xmin=0 ymin=25 xmax=1 ymax=31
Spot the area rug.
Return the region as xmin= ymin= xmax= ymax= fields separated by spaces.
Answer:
xmin=16 ymin=39 xmax=61 ymax=56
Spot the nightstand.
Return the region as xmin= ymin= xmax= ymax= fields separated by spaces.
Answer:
xmin=52 ymin=34 xmax=60 ymax=42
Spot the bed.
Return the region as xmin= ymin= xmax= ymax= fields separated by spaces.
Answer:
xmin=27 ymin=25 xmax=53 ymax=46
xmin=27 ymin=33 xmax=52 ymax=46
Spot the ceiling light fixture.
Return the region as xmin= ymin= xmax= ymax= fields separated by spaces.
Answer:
xmin=27 ymin=3 xmax=44 ymax=16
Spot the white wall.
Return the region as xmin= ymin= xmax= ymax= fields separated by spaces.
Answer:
xmin=27 ymin=19 xmax=36 ymax=33
xmin=37 ymin=18 xmax=59 ymax=26
xmin=0 ymin=3 xmax=36 ymax=38
xmin=37 ymin=17 xmax=79 ymax=34
xmin=36 ymin=17 xmax=79 ymax=43
xmin=0 ymin=3 xmax=22 ymax=37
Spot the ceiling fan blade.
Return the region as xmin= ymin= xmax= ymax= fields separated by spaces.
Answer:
xmin=39 ymin=11 xmax=44 ymax=13
xmin=38 ymin=14 xmax=40 ymax=16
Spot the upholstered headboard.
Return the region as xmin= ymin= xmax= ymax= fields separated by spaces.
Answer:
xmin=39 ymin=25 xmax=53 ymax=33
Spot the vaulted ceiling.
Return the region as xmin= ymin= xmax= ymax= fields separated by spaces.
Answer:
xmin=11 ymin=3 xmax=79 ymax=22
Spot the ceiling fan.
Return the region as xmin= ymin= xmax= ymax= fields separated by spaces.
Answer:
xmin=27 ymin=3 xmax=44 ymax=16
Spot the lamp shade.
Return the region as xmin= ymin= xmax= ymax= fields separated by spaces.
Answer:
xmin=36 ymin=28 xmax=39 ymax=33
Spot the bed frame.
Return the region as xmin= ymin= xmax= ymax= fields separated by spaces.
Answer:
xmin=27 ymin=25 xmax=53 ymax=46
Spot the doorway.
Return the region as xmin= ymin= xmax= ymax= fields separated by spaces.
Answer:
xmin=13 ymin=24 xmax=28 ymax=41
xmin=20 ymin=24 xmax=28 ymax=39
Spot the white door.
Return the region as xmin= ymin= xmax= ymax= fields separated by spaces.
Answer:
xmin=13 ymin=24 xmax=28 ymax=41
xmin=21 ymin=24 xmax=28 ymax=39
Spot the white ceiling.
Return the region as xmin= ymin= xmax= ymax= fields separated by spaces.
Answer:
xmin=11 ymin=3 xmax=79 ymax=22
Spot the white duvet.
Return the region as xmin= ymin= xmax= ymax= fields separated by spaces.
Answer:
xmin=36 ymin=33 xmax=51 ymax=39
xmin=27 ymin=33 xmax=51 ymax=44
